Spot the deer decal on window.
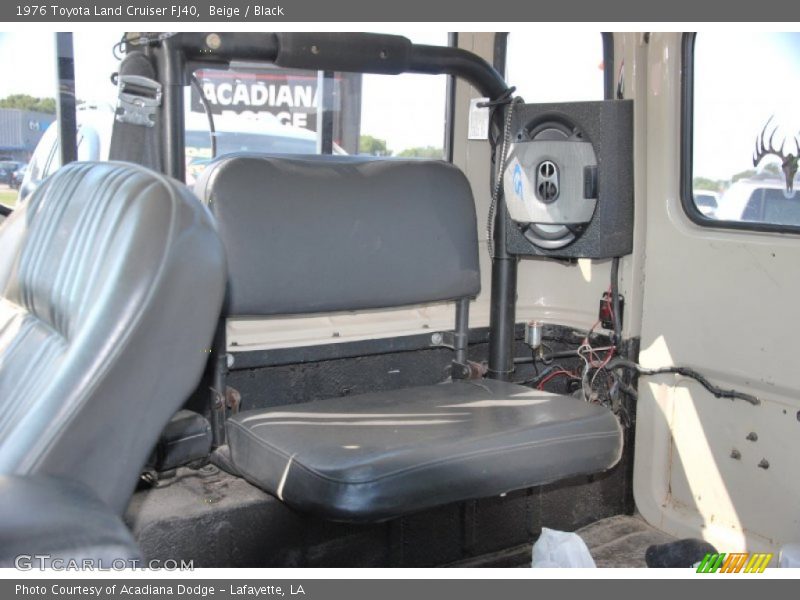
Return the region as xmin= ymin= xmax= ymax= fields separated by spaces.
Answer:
xmin=753 ymin=116 xmax=800 ymax=194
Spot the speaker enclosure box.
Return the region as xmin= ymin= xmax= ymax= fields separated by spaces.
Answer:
xmin=503 ymin=100 xmax=634 ymax=259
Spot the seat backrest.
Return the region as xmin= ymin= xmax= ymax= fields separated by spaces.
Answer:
xmin=0 ymin=161 xmax=226 ymax=513
xmin=195 ymin=154 xmax=480 ymax=317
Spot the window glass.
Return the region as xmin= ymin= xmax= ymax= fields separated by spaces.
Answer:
xmin=505 ymin=32 xmax=606 ymax=103
xmin=70 ymin=31 xmax=124 ymax=172
xmin=0 ymin=32 xmax=123 ymax=207
xmin=186 ymin=32 xmax=450 ymax=183
xmin=355 ymin=32 xmax=449 ymax=159
xmin=691 ymin=33 xmax=800 ymax=227
xmin=1 ymin=32 xmax=452 ymax=194
xmin=0 ymin=32 xmax=60 ymax=208
xmin=73 ymin=32 xmax=123 ymax=110
xmin=186 ymin=65 xmax=357 ymax=183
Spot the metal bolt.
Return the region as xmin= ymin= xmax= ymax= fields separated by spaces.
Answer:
xmin=205 ymin=33 xmax=222 ymax=50
xmin=431 ymin=332 xmax=443 ymax=345
xmin=758 ymin=459 xmax=770 ymax=470
xmin=226 ymin=353 xmax=234 ymax=369
xmin=730 ymin=449 xmax=741 ymax=460
xmin=746 ymin=432 xmax=758 ymax=442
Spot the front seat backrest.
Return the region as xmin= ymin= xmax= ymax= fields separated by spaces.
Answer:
xmin=0 ymin=162 xmax=226 ymax=513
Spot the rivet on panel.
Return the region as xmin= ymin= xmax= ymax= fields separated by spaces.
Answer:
xmin=205 ymin=33 xmax=221 ymax=50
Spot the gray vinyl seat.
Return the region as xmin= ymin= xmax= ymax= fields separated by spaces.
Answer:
xmin=197 ymin=154 xmax=622 ymax=523
xmin=0 ymin=161 xmax=226 ymax=513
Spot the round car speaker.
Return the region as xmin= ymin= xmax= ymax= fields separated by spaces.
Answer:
xmin=503 ymin=117 xmax=597 ymax=250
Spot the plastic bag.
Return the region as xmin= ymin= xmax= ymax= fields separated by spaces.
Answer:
xmin=531 ymin=527 xmax=596 ymax=568
xmin=779 ymin=544 xmax=800 ymax=568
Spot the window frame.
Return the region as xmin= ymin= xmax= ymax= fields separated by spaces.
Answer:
xmin=680 ymin=32 xmax=800 ymax=235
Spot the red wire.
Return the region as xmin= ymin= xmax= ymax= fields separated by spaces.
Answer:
xmin=582 ymin=319 xmax=601 ymax=348
xmin=582 ymin=285 xmax=617 ymax=366
xmin=537 ymin=369 xmax=579 ymax=390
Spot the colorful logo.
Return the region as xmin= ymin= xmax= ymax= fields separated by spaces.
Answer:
xmin=512 ymin=163 xmax=523 ymax=198
xmin=696 ymin=552 xmax=773 ymax=573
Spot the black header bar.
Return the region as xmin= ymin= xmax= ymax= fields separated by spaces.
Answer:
xmin=3 ymin=0 xmax=800 ymax=22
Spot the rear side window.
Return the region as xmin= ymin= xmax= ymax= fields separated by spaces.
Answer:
xmin=685 ymin=32 xmax=800 ymax=231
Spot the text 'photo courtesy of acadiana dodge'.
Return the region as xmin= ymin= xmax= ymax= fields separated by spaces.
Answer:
xmin=16 ymin=584 xmax=307 ymax=597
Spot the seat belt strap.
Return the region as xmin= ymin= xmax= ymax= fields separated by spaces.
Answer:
xmin=108 ymin=51 xmax=164 ymax=172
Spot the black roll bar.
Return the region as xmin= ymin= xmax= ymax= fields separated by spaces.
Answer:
xmin=55 ymin=32 xmax=78 ymax=167
xmin=151 ymin=32 xmax=517 ymax=381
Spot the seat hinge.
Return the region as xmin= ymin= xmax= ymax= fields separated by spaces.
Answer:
xmin=430 ymin=331 xmax=485 ymax=380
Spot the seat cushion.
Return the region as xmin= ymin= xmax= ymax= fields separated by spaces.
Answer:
xmin=0 ymin=475 xmax=141 ymax=568
xmin=226 ymin=379 xmax=623 ymax=522
xmin=0 ymin=161 xmax=226 ymax=513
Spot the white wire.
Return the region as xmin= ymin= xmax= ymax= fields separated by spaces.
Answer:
xmin=487 ymin=98 xmax=520 ymax=259
xmin=576 ymin=344 xmax=593 ymax=403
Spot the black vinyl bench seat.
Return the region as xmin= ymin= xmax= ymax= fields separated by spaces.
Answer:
xmin=227 ymin=379 xmax=622 ymax=522
xmin=196 ymin=154 xmax=624 ymax=523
